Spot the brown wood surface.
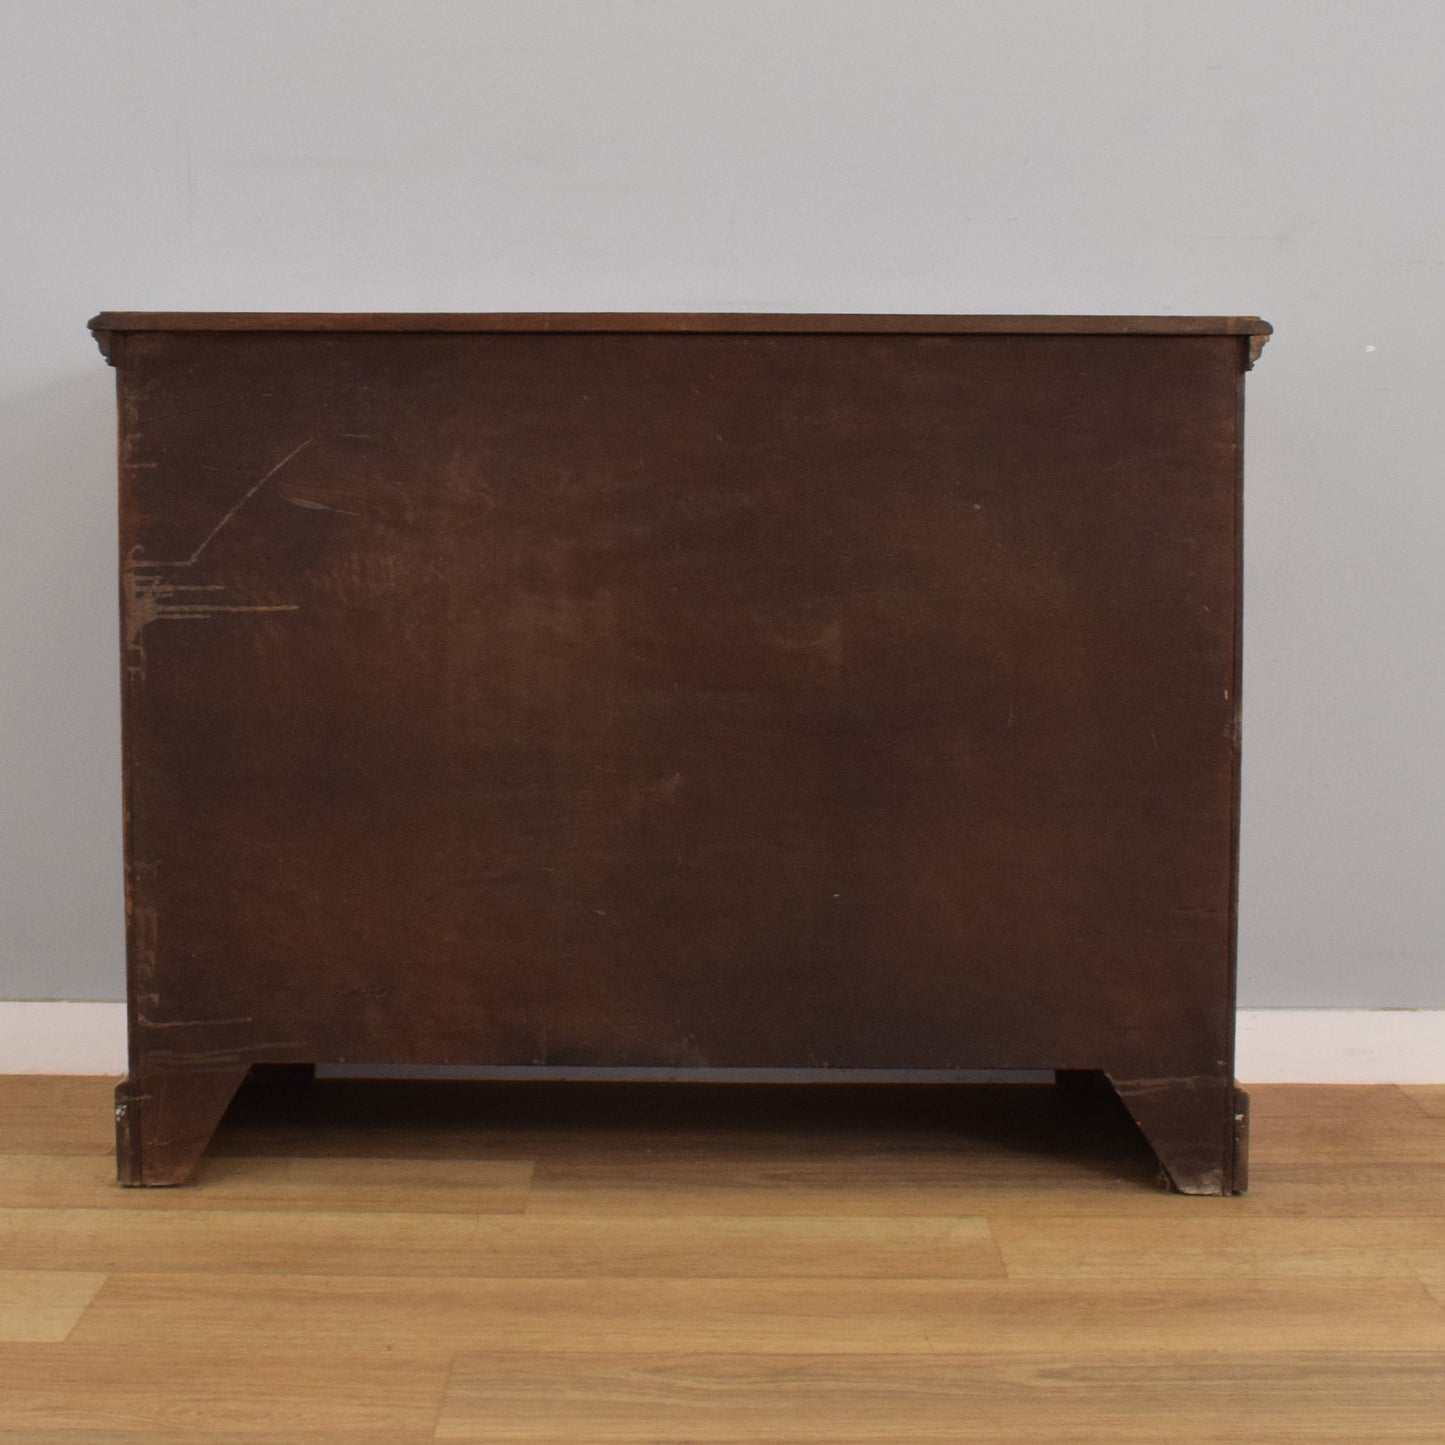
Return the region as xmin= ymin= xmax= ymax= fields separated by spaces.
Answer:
xmin=1403 ymin=1085 xmax=1445 ymax=1118
xmin=2 ymin=1076 xmax=1443 ymax=1442
xmin=89 ymin=310 xmax=1273 ymax=337
xmin=99 ymin=315 xmax=1263 ymax=1190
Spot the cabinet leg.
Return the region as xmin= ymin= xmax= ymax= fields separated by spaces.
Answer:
xmin=1105 ymin=1073 xmax=1249 ymax=1196
xmin=114 ymin=1066 xmax=250 ymax=1187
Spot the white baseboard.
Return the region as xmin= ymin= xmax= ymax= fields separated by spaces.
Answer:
xmin=0 ymin=1002 xmax=1440 ymax=1083
xmin=1233 ymin=1008 xmax=1444 ymax=1084
xmin=0 ymin=1002 xmax=129 ymax=1075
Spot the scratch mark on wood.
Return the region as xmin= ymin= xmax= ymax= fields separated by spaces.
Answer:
xmin=144 ymin=436 xmax=316 ymax=569
xmin=123 ymin=573 xmax=298 ymax=681
xmin=123 ymin=438 xmax=314 ymax=679
xmin=283 ymin=493 xmax=360 ymax=516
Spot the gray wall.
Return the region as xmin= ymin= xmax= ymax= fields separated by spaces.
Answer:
xmin=2 ymin=1 xmax=1441 ymax=1007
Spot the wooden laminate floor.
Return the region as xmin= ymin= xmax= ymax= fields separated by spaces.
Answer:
xmin=1 ymin=1074 xmax=1442 ymax=1442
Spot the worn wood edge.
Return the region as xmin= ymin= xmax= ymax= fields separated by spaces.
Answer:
xmin=113 ymin=1069 xmax=251 ymax=1187
xmin=1232 ymin=1085 xmax=1251 ymax=1194
xmin=1104 ymin=1073 xmax=1242 ymax=1196
xmin=87 ymin=311 xmax=1274 ymax=357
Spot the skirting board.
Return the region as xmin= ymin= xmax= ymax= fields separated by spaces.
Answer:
xmin=0 ymin=1002 xmax=1441 ymax=1082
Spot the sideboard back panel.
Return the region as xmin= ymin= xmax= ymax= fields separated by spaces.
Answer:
xmin=102 ymin=318 xmax=1258 ymax=1191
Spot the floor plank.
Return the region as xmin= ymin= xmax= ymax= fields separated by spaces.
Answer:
xmin=0 ymin=1077 xmax=119 ymax=1157
xmin=1248 ymin=1106 xmax=1445 ymax=1165
xmin=1247 ymin=1084 xmax=1426 ymax=1120
xmin=0 ymin=1342 xmax=448 ymax=1438
xmin=991 ymin=1214 xmax=1445 ymax=1278
xmin=436 ymin=1350 xmax=1445 ymax=1443
xmin=1236 ymin=1163 xmax=1445 ymax=1217
xmin=213 ymin=1078 xmax=1158 ymax=1171
xmin=65 ymin=1273 xmax=1445 ymax=1356
xmin=0 ymin=1270 xmax=106 ymax=1342
xmin=525 ymin=1158 xmax=1445 ymax=1218
xmin=7 ymin=1076 xmax=1445 ymax=1440
xmin=0 ymin=1208 xmax=1003 ymax=1279
xmin=1402 ymin=1085 xmax=1445 ymax=1119
xmin=0 ymin=1153 xmax=533 ymax=1213
xmin=0 ymin=1436 xmax=433 ymax=1444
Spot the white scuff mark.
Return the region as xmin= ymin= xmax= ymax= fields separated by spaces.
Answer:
xmin=123 ymin=572 xmax=298 ymax=681
xmin=123 ymin=438 xmax=315 ymax=679
xmin=283 ymin=494 xmax=360 ymax=516
xmin=1364 ymin=345 xmax=1377 ymax=353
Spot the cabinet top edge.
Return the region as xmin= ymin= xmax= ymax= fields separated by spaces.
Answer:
xmin=89 ymin=312 xmax=1272 ymax=348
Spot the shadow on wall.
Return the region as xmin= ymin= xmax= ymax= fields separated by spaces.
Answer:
xmin=0 ymin=364 xmax=126 ymax=1000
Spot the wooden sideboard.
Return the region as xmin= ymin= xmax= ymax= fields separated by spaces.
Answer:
xmin=91 ymin=312 xmax=1270 ymax=1192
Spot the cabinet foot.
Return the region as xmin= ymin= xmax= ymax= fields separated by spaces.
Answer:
xmin=114 ymin=1066 xmax=250 ymax=1186
xmin=1106 ymin=1072 xmax=1249 ymax=1195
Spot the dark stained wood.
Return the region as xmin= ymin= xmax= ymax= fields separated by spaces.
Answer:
xmin=113 ymin=1067 xmax=250 ymax=1187
xmin=246 ymin=1062 xmax=317 ymax=1086
xmin=96 ymin=314 xmax=1267 ymax=1191
xmin=87 ymin=311 xmax=1273 ymax=361
xmin=89 ymin=311 xmax=1272 ymax=334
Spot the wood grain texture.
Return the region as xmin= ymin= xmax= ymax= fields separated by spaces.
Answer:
xmin=1249 ymin=1084 xmax=1428 ymax=1119
xmin=522 ymin=1158 xmax=1209 ymax=1218
xmin=0 ymin=1154 xmax=533 ymax=1213
xmin=0 ymin=1342 xmax=448 ymax=1438
xmin=7 ymin=1077 xmax=1445 ymax=1440
xmin=89 ymin=311 xmax=1273 ymax=338
xmin=0 ymin=1436 xmax=434 ymax=1445
xmin=0 ymin=1437 xmax=434 ymax=1445
xmin=0 ymin=1209 xmax=1004 ymax=1279
xmin=991 ymin=1215 xmax=1445 ymax=1277
xmin=1248 ymin=1094 xmax=1445 ymax=1164
xmin=525 ymin=1149 xmax=1445 ymax=1220
xmin=206 ymin=1077 xmax=1445 ymax=1222
xmin=103 ymin=320 xmax=1255 ymax=1190
xmin=0 ymin=1076 xmax=119 ymax=1156
xmin=65 ymin=1274 xmax=1445 ymax=1357
xmin=1232 ymin=1164 xmax=1445 ymax=1218
xmin=435 ymin=1351 xmax=1445 ymax=1443
xmin=1402 ymin=1085 xmax=1445 ymax=1118
xmin=0 ymin=1270 xmax=106 ymax=1342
